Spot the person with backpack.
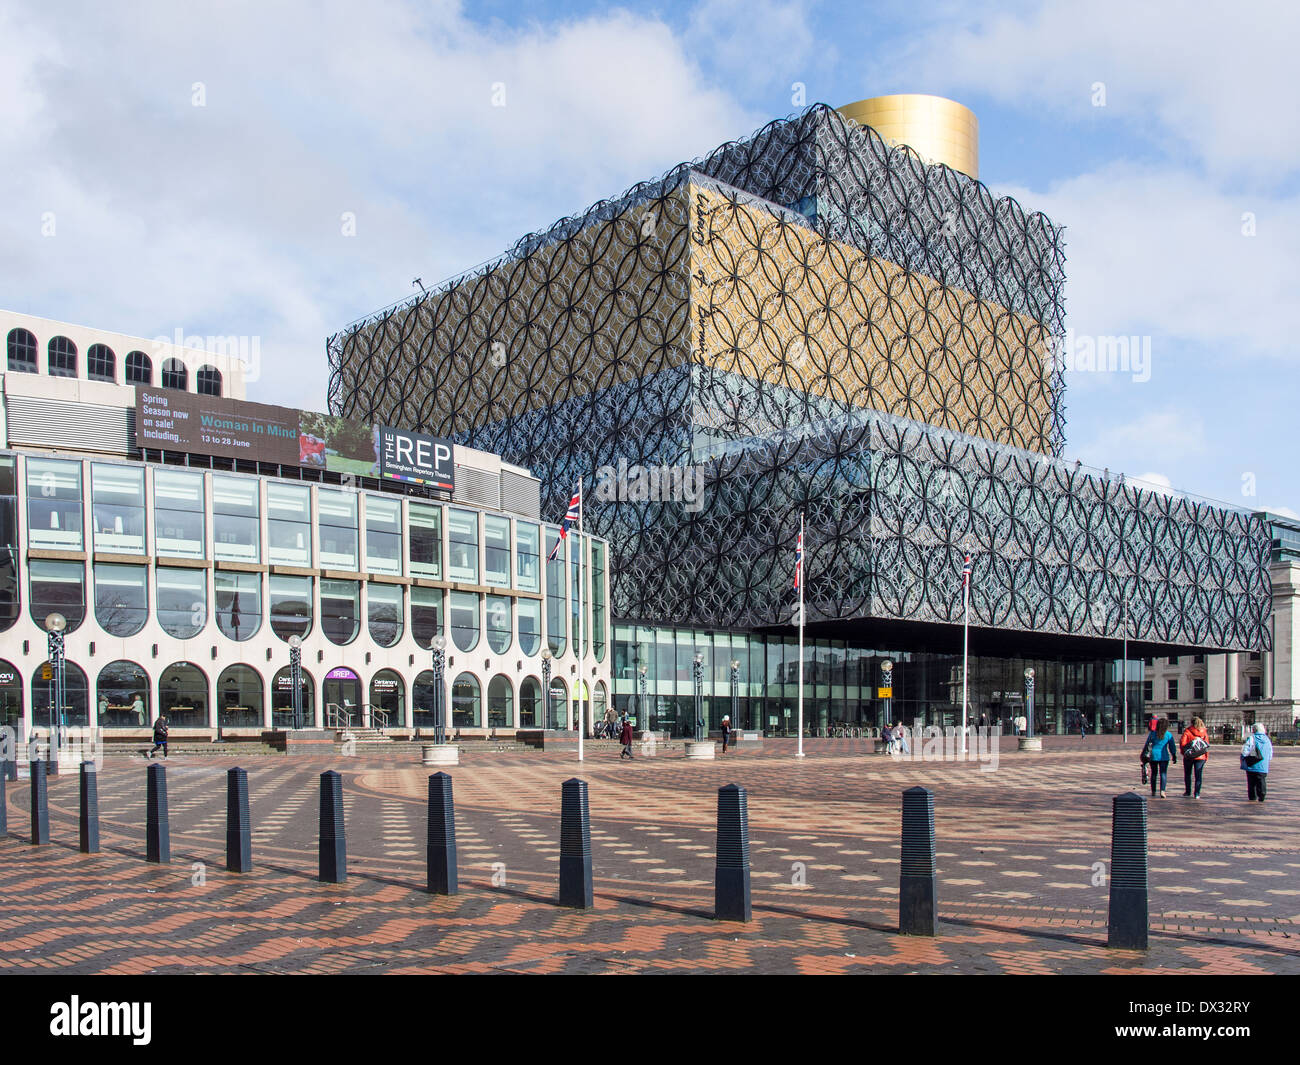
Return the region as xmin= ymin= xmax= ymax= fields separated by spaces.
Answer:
xmin=148 ymin=715 xmax=169 ymax=759
xmin=1241 ymin=722 xmax=1273 ymax=802
xmin=1179 ymin=716 xmax=1211 ymax=798
xmin=1144 ymin=717 xmax=1178 ymax=798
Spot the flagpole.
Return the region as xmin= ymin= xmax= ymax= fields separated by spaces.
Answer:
xmin=961 ymin=555 xmax=970 ymax=756
xmin=577 ymin=476 xmax=584 ymax=763
xmin=797 ymin=511 xmax=805 ymax=760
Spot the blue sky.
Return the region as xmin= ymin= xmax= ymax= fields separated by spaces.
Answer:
xmin=2 ymin=0 xmax=1296 ymax=515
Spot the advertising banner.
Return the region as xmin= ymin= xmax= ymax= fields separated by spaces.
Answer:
xmin=134 ymin=390 xmax=452 ymax=487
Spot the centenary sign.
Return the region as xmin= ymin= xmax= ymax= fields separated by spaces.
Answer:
xmin=134 ymin=389 xmax=455 ymax=489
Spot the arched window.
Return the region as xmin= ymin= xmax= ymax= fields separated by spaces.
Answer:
xmin=367 ymin=583 xmax=402 ymax=647
xmin=369 ymin=670 xmax=405 ymax=728
xmin=197 ymin=365 xmax=222 ymax=396
xmin=31 ymin=659 xmax=89 ymax=728
xmin=486 ymin=594 xmax=511 ymax=654
xmin=47 ymin=336 xmax=77 ymax=377
xmin=0 ymin=456 xmax=20 ymax=633
xmin=547 ymin=677 xmax=568 ymax=730
xmin=451 ymin=672 xmax=480 ymax=728
xmin=272 ymin=664 xmax=314 ymax=728
xmin=0 ymin=660 xmax=23 ymax=732
xmin=93 ymin=564 xmax=148 ymax=636
xmin=322 ymin=579 xmax=360 ymax=645
xmin=96 ymin=660 xmax=150 ymax=729
xmin=215 ymin=571 xmax=261 ymax=641
xmin=159 ymin=662 xmax=208 ymax=728
xmin=269 ymin=574 xmax=312 ymax=641
xmin=125 ymin=350 xmax=153 ymax=385
xmin=412 ymin=669 xmax=441 ymax=729
xmin=449 ymin=591 xmax=479 ymax=652
xmin=87 ymin=343 xmax=116 ymax=382
xmin=156 ymin=567 xmax=207 ymax=639
xmin=518 ymin=598 xmax=541 ymax=656
xmin=218 ymin=664 xmax=263 ymax=728
xmin=6 ymin=328 xmax=37 ymax=372
xmin=519 ymin=676 xmax=541 ymax=728
xmin=161 ymin=358 xmax=188 ymax=390
xmin=487 ymin=674 xmax=513 ymax=729
xmin=29 ymin=560 xmax=85 ymax=632
xmin=411 ymin=587 xmax=442 ymax=648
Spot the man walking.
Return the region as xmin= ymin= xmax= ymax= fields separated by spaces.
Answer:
xmin=619 ymin=714 xmax=634 ymax=760
xmin=148 ymin=715 xmax=169 ymax=759
xmin=721 ymin=714 xmax=732 ymax=754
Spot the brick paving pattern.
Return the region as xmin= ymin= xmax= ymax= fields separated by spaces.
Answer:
xmin=1 ymin=738 xmax=1296 ymax=974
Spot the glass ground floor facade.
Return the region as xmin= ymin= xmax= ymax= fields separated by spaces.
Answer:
xmin=613 ymin=623 xmax=1147 ymax=738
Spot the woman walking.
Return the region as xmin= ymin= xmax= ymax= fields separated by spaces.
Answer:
xmin=1179 ymin=716 xmax=1211 ymax=798
xmin=1241 ymin=722 xmax=1273 ymax=802
xmin=1145 ymin=717 xmax=1178 ymax=798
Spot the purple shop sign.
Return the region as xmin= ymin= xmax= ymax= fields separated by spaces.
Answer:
xmin=325 ymin=667 xmax=360 ymax=681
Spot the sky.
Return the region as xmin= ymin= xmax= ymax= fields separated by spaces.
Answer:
xmin=2 ymin=0 xmax=1296 ymax=516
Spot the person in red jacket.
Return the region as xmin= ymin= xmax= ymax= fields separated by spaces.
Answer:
xmin=1179 ymin=716 xmax=1211 ymax=798
xmin=619 ymin=715 xmax=634 ymax=760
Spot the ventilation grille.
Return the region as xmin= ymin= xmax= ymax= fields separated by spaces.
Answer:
xmin=452 ymin=464 xmax=499 ymax=510
xmin=500 ymin=469 xmax=541 ymax=519
xmin=4 ymin=396 xmax=134 ymax=455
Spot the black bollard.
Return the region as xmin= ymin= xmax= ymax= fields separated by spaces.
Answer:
xmin=558 ymin=778 xmax=593 ymax=909
xmin=899 ymin=786 xmax=937 ymax=936
xmin=318 ymin=770 xmax=346 ymax=883
xmin=426 ymin=772 xmax=458 ymax=895
xmin=79 ymin=762 xmax=100 ymax=854
xmin=146 ymin=763 xmax=170 ymax=863
xmin=3 ymin=758 xmax=15 ymax=782
xmin=715 ymin=784 xmax=752 ymax=922
xmin=226 ymin=767 xmax=252 ymax=873
xmin=1107 ymin=792 xmax=1149 ymax=950
xmin=30 ymin=760 xmax=49 ymax=845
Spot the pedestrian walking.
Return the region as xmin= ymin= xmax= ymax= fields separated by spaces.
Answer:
xmin=1241 ymin=722 xmax=1273 ymax=802
xmin=1078 ymin=713 xmax=1087 ymax=740
xmin=720 ymin=714 xmax=732 ymax=754
xmin=1179 ymin=716 xmax=1211 ymax=798
xmin=1145 ymin=717 xmax=1177 ymax=798
xmin=619 ymin=714 xmax=634 ymax=760
xmin=148 ymin=715 xmax=169 ymax=759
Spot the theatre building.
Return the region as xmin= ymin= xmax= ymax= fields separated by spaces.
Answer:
xmin=0 ymin=310 xmax=611 ymax=744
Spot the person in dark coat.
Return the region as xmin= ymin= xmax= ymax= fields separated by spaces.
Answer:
xmin=721 ymin=715 xmax=732 ymax=754
xmin=619 ymin=715 xmax=634 ymax=760
xmin=148 ymin=715 xmax=169 ymax=759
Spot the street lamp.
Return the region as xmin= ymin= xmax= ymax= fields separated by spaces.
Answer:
xmin=881 ymin=658 xmax=894 ymax=734
xmin=432 ymin=635 xmax=447 ymax=745
xmin=287 ymin=635 xmax=303 ymax=730
xmin=730 ymin=659 xmax=740 ymax=730
xmin=541 ymin=647 xmax=553 ymax=731
xmin=1024 ymin=667 xmax=1036 ymax=740
xmin=637 ymin=664 xmax=648 ymax=729
xmin=692 ymin=652 xmax=706 ymax=740
xmin=45 ymin=613 xmax=67 ymax=766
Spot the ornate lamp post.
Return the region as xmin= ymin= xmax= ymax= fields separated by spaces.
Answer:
xmin=881 ymin=658 xmax=894 ymax=734
xmin=730 ymin=659 xmax=740 ymax=730
xmin=432 ymin=635 xmax=447 ymax=745
xmin=541 ymin=647 xmax=553 ymax=731
xmin=288 ymin=634 xmax=303 ymax=730
xmin=45 ymin=613 xmax=67 ymax=764
xmin=692 ymin=652 xmax=704 ymax=741
xmin=638 ymin=664 xmax=648 ymax=729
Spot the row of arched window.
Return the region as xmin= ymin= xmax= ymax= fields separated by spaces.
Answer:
xmin=5 ymin=328 xmax=222 ymax=394
xmin=0 ymin=658 xmax=578 ymax=730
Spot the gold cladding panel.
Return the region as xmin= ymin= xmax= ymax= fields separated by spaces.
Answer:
xmin=837 ymin=94 xmax=979 ymax=179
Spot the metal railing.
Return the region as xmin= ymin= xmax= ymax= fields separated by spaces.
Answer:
xmin=325 ymin=703 xmax=354 ymax=730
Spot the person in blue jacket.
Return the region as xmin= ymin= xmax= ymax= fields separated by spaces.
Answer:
xmin=1145 ymin=717 xmax=1178 ymax=798
xmin=1241 ymin=722 xmax=1274 ymax=803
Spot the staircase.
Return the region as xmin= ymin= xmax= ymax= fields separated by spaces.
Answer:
xmin=335 ymin=727 xmax=393 ymax=748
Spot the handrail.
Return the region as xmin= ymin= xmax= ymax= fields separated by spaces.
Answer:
xmin=325 ymin=702 xmax=354 ymax=730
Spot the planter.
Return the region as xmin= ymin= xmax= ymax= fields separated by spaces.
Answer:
xmin=421 ymin=743 xmax=460 ymax=767
xmin=684 ymin=740 xmax=716 ymax=761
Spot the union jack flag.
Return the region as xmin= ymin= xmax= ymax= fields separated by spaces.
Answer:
xmin=547 ymin=486 xmax=581 ymax=562
xmin=961 ymin=553 xmax=972 ymax=590
xmin=794 ymin=527 xmax=803 ymax=590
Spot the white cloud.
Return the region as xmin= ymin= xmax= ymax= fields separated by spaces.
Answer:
xmin=686 ymin=0 xmax=821 ymax=96
xmin=906 ymin=0 xmax=1300 ymax=184
xmin=1131 ymin=472 xmax=1175 ymax=496
xmin=0 ymin=0 xmax=755 ymax=410
xmin=1263 ymin=505 xmax=1300 ymax=520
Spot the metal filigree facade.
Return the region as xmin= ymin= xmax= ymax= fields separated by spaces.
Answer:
xmin=327 ymin=104 xmax=1272 ymax=652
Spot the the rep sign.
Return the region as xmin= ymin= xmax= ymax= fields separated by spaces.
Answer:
xmin=378 ymin=426 xmax=454 ymax=491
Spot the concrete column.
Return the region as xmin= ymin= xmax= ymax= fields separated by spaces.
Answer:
xmin=1270 ymin=561 xmax=1299 ymax=703
xmin=1225 ymin=653 xmax=1240 ymax=702
xmin=1206 ymin=654 xmax=1227 ymax=702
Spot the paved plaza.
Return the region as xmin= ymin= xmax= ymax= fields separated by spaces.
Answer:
xmin=0 ymin=738 xmax=1296 ymax=974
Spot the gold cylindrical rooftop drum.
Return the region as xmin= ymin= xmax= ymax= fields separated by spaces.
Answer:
xmin=837 ymin=94 xmax=979 ymax=179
